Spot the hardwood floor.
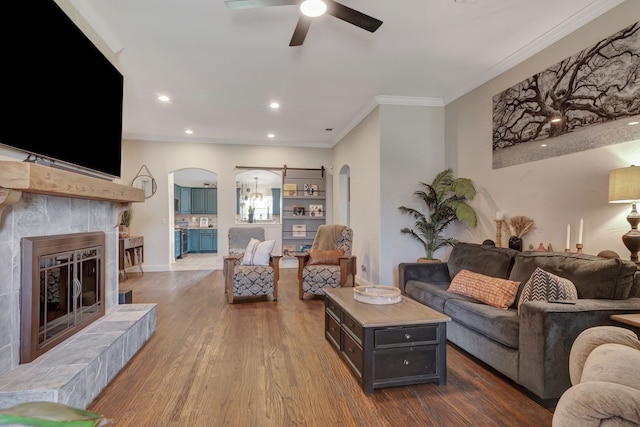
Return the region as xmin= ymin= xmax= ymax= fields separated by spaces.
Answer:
xmin=89 ymin=268 xmax=553 ymax=426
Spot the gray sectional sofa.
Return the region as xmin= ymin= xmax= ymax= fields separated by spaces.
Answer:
xmin=398 ymin=242 xmax=640 ymax=405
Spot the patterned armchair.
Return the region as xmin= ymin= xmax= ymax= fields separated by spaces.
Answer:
xmin=295 ymin=224 xmax=356 ymax=299
xmin=224 ymin=227 xmax=281 ymax=303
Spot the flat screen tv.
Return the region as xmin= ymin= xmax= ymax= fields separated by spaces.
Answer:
xmin=0 ymin=0 xmax=124 ymax=179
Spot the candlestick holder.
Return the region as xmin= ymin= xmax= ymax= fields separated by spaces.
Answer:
xmin=495 ymin=219 xmax=503 ymax=248
xmin=576 ymin=243 xmax=583 ymax=254
xmin=564 ymin=248 xmax=571 ymax=253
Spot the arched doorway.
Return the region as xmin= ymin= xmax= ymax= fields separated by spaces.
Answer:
xmin=171 ymin=168 xmax=218 ymax=271
xmin=339 ymin=165 xmax=351 ymax=226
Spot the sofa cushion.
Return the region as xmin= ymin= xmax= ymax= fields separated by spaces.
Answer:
xmin=449 ymin=269 xmax=521 ymax=309
xmin=447 ymin=243 xmax=518 ymax=280
xmin=517 ymin=267 xmax=578 ymax=314
xmin=508 ymin=252 xmax=638 ymax=300
xmin=443 ymin=299 xmax=520 ymax=349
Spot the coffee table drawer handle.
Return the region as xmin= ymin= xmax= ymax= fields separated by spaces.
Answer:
xmin=348 ymin=322 xmax=355 ymax=328
xmin=348 ymin=347 xmax=355 ymax=353
xmin=330 ymin=326 xmax=337 ymax=332
xmin=403 ymin=359 xmax=410 ymax=366
xmin=404 ymin=333 xmax=411 ymax=340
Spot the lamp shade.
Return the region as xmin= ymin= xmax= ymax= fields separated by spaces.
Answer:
xmin=608 ymin=165 xmax=640 ymax=203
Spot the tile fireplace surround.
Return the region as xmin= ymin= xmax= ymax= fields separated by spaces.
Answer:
xmin=0 ymin=162 xmax=155 ymax=409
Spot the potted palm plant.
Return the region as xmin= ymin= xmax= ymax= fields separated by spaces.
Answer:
xmin=398 ymin=168 xmax=478 ymax=261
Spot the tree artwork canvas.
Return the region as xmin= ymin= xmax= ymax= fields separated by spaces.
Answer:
xmin=492 ymin=22 xmax=640 ymax=169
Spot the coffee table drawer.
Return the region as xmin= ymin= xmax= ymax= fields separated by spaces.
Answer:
xmin=342 ymin=312 xmax=363 ymax=342
xmin=375 ymin=325 xmax=439 ymax=348
xmin=342 ymin=330 xmax=363 ymax=376
xmin=325 ymin=296 xmax=341 ymax=320
xmin=374 ymin=346 xmax=438 ymax=380
xmin=325 ymin=313 xmax=341 ymax=350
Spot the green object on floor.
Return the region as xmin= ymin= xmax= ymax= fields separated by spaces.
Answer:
xmin=0 ymin=402 xmax=110 ymax=426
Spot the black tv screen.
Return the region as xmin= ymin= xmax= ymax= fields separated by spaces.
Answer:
xmin=1 ymin=1 xmax=123 ymax=178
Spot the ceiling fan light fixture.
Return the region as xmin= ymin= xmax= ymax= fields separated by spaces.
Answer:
xmin=300 ymin=0 xmax=326 ymax=17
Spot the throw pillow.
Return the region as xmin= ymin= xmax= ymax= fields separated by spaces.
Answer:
xmin=241 ymin=238 xmax=276 ymax=266
xmin=448 ymin=269 xmax=521 ymax=310
xmin=308 ymin=248 xmax=345 ymax=265
xmin=517 ymin=267 xmax=578 ymax=313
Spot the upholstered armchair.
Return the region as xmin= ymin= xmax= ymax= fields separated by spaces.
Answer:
xmin=224 ymin=227 xmax=281 ymax=303
xmin=295 ymin=224 xmax=356 ymax=299
xmin=552 ymin=326 xmax=640 ymax=426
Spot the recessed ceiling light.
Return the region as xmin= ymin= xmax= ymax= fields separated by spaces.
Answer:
xmin=267 ymin=133 xmax=275 ymax=138
xmin=540 ymin=143 xmax=547 ymax=147
xmin=158 ymin=95 xmax=170 ymax=102
xmin=629 ymin=121 xmax=639 ymax=126
xmin=270 ymin=102 xmax=280 ymax=109
xmin=185 ymin=129 xmax=193 ymax=135
xmin=550 ymin=118 xmax=562 ymax=123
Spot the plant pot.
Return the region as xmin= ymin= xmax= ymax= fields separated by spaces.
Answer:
xmin=248 ymin=213 xmax=254 ymax=223
xmin=417 ymin=257 xmax=441 ymax=263
xmin=508 ymin=236 xmax=523 ymax=251
xmin=119 ymin=225 xmax=129 ymax=238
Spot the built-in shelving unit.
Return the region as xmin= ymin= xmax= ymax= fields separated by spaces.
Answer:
xmin=281 ymin=166 xmax=326 ymax=257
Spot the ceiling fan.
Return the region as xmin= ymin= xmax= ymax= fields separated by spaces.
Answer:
xmin=224 ymin=0 xmax=383 ymax=46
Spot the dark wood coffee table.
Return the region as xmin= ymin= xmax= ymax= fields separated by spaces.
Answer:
xmin=324 ymin=287 xmax=450 ymax=395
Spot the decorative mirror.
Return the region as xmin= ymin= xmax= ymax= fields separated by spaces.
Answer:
xmin=131 ymin=165 xmax=157 ymax=199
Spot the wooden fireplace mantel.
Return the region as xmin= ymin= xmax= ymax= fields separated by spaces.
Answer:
xmin=0 ymin=161 xmax=145 ymax=220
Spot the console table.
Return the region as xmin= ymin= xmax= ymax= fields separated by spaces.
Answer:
xmin=324 ymin=287 xmax=450 ymax=395
xmin=119 ymin=236 xmax=144 ymax=280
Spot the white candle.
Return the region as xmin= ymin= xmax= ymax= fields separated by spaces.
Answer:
xmin=578 ymin=218 xmax=584 ymax=244
xmin=566 ymin=224 xmax=571 ymax=249
xmin=496 ymin=211 xmax=504 ymax=220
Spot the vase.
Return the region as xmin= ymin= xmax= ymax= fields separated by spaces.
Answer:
xmin=248 ymin=213 xmax=254 ymax=223
xmin=508 ymin=236 xmax=522 ymax=251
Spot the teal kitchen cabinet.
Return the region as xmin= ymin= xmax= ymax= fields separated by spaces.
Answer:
xmin=174 ymin=230 xmax=180 ymax=258
xmin=191 ymin=188 xmax=217 ymax=214
xmin=188 ymin=229 xmax=199 ymax=252
xmin=179 ymin=186 xmax=191 ymax=214
xmin=187 ymin=229 xmax=217 ymax=253
xmin=199 ymin=229 xmax=214 ymax=252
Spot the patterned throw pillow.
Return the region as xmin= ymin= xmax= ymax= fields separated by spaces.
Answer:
xmin=517 ymin=267 xmax=578 ymax=314
xmin=241 ymin=238 xmax=276 ymax=266
xmin=448 ymin=269 xmax=521 ymax=310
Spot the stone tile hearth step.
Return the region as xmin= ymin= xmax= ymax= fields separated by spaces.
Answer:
xmin=0 ymin=304 xmax=156 ymax=410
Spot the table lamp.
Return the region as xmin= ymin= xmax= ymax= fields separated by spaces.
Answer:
xmin=608 ymin=165 xmax=640 ymax=264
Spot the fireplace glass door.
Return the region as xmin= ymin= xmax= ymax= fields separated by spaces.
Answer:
xmin=21 ymin=232 xmax=106 ymax=363
xmin=39 ymin=247 xmax=102 ymax=346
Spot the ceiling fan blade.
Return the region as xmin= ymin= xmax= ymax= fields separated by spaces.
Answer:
xmin=326 ymin=0 xmax=382 ymax=32
xmin=224 ymin=0 xmax=298 ymax=9
xmin=289 ymin=16 xmax=312 ymax=46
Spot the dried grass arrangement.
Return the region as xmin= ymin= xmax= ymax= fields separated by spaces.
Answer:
xmin=507 ymin=215 xmax=535 ymax=238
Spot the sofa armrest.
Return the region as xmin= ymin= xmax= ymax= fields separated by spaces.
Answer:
xmin=398 ymin=262 xmax=451 ymax=294
xmin=518 ymin=298 xmax=640 ymax=401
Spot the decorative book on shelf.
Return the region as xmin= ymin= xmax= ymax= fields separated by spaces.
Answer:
xmin=304 ymin=183 xmax=319 ymax=196
xmin=284 ymin=183 xmax=297 ymax=196
xmin=282 ymin=244 xmax=296 ymax=257
xmin=292 ymin=224 xmax=307 ymax=237
xmin=309 ymin=204 xmax=323 ymax=217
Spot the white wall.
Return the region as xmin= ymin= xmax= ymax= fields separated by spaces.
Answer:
xmin=380 ymin=105 xmax=445 ymax=285
xmin=121 ymin=140 xmax=333 ymax=271
xmin=332 ymin=108 xmax=381 ymax=286
xmin=445 ymin=1 xmax=640 ymax=258
xmin=332 ymin=104 xmax=445 ymax=287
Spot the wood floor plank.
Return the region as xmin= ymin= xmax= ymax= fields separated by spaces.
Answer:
xmin=89 ymin=268 xmax=553 ymax=426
